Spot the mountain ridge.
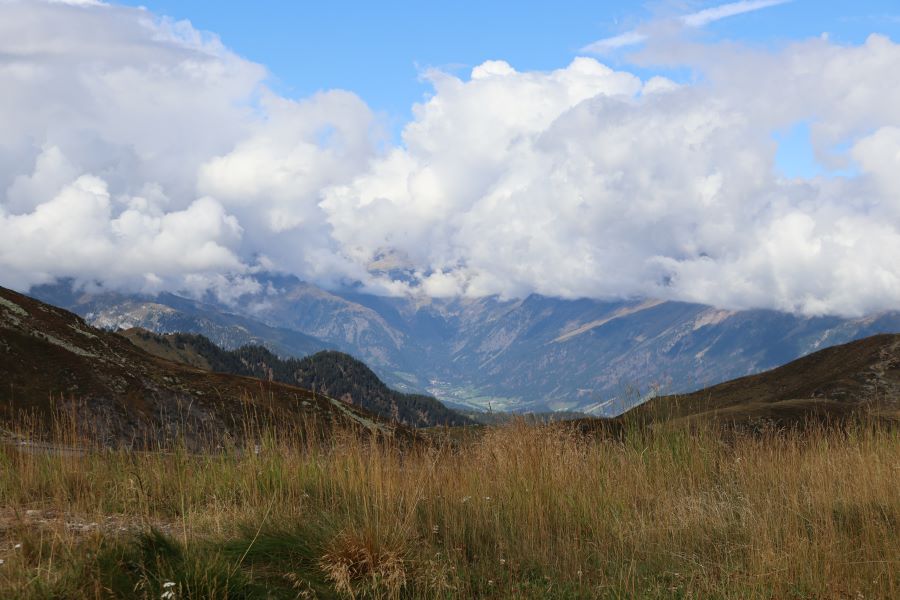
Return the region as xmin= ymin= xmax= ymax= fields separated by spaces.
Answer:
xmin=621 ymin=333 xmax=900 ymax=426
xmin=121 ymin=328 xmax=471 ymax=427
xmin=0 ymin=285 xmax=404 ymax=447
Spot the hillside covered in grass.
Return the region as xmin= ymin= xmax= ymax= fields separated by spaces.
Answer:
xmin=627 ymin=333 xmax=900 ymax=427
xmin=0 ymin=286 xmax=403 ymax=447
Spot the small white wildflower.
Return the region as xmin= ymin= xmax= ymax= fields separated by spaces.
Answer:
xmin=432 ymin=525 xmax=439 ymax=534
xmin=483 ymin=496 xmax=492 ymax=501
xmin=461 ymin=496 xmax=471 ymax=503
xmin=0 ymin=559 xmax=5 ymax=565
xmin=14 ymin=543 xmax=22 ymax=550
xmin=499 ymin=558 xmax=506 ymax=565
xmin=161 ymin=581 xmax=177 ymax=598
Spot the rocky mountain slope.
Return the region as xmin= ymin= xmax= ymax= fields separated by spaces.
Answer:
xmin=122 ymin=329 xmax=470 ymax=427
xmin=0 ymin=286 xmax=401 ymax=447
xmin=31 ymin=281 xmax=332 ymax=360
xmin=624 ymin=334 xmax=900 ymax=426
xmin=31 ymin=276 xmax=900 ymax=415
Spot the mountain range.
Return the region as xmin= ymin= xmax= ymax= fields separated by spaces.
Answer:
xmin=4 ymin=283 xmax=899 ymax=446
xmin=31 ymin=275 xmax=900 ymax=415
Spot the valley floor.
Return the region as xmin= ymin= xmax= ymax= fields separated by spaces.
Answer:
xmin=0 ymin=421 xmax=898 ymax=599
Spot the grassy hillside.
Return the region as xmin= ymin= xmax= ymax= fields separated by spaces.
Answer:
xmin=0 ymin=286 xmax=403 ymax=447
xmin=0 ymin=419 xmax=897 ymax=598
xmin=624 ymin=333 xmax=900 ymax=426
xmin=122 ymin=329 xmax=470 ymax=427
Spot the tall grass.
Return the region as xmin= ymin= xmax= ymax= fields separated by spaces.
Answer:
xmin=0 ymin=418 xmax=897 ymax=598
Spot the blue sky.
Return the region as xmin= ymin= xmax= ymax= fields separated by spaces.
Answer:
xmin=117 ymin=1 xmax=900 ymax=177
xmin=117 ymin=2 xmax=900 ymax=110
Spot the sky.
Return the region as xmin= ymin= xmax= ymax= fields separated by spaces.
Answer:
xmin=2 ymin=0 xmax=900 ymax=316
xmin=113 ymin=0 xmax=900 ymax=177
xmin=110 ymin=2 xmax=900 ymax=162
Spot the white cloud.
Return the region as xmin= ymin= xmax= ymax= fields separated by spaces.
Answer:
xmin=682 ymin=0 xmax=791 ymax=28
xmin=323 ymin=34 xmax=900 ymax=316
xmin=0 ymin=173 xmax=248 ymax=297
xmin=584 ymin=31 xmax=648 ymax=52
xmin=0 ymin=0 xmax=378 ymax=298
xmin=2 ymin=1 xmax=900 ymax=317
xmin=582 ymin=0 xmax=792 ymax=53
xmin=40 ymin=0 xmax=105 ymax=5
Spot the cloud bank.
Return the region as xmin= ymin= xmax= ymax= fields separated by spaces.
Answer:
xmin=2 ymin=0 xmax=900 ymax=316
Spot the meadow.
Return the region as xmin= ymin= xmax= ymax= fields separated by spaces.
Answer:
xmin=0 ymin=416 xmax=898 ymax=599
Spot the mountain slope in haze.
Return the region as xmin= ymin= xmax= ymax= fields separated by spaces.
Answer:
xmin=625 ymin=334 xmax=900 ymax=426
xmin=0 ymin=286 xmax=401 ymax=447
xmin=413 ymin=295 xmax=900 ymax=414
xmin=32 ymin=276 xmax=900 ymax=415
xmin=30 ymin=280 xmax=332 ymax=360
xmin=122 ymin=329 xmax=471 ymax=427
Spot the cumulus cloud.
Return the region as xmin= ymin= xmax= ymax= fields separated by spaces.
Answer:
xmin=324 ymin=34 xmax=900 ymax=316
xmin=0 ymin=0 xmax=379 ymax=298
xmin=2 ymin=1 xmax=900 ymax=316
xmin=0 ymin=171 xmax=247 ymax=297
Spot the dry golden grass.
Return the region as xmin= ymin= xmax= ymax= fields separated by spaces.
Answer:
xmin=0 ymin=417 xmax=898 ymax=598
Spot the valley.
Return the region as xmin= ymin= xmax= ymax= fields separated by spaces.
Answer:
xmin=33 ymin=277 xmax=900 ymax=415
